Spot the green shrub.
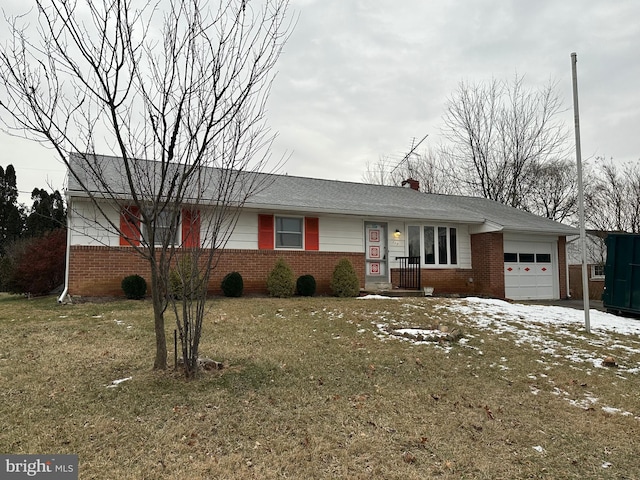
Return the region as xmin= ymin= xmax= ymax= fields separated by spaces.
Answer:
xmin=296 ymin=274 xmax=316 ymax=297
xmin=169 ymin=256 xmax=206 ymax=300
xmin=221 ymin=271 xmax=244 ymax=297
xmin=330 ymin=258 xmax=360 ymax=297
xmin=266 ymin=257 xmax=295 ymax=298
xmin=121 ymin=274 xmax=147 ymax=299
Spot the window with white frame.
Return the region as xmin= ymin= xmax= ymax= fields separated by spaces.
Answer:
xmin=408 ymin=225 xmax=458 ymax=266
xmin=591 ymin=264 xmax=605 ymax=280
xmin=275 ymin=216 xmax=303 ymax=248
xmin=144 ymin=209 xmax=180 ymax=246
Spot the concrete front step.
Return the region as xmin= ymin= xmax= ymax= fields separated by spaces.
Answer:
xmin=362 ymin=288 xmax=425 ymax=298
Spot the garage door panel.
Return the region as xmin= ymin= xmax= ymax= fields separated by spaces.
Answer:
xmin=504 ymin=241 xmax=557 ymax=300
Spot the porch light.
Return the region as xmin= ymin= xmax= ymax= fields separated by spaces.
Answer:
xmin=394 ymin=229 xmax=401 ymax=238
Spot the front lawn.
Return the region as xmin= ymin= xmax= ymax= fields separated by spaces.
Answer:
xmin=0 ymin=295 xmax=638 ymax=479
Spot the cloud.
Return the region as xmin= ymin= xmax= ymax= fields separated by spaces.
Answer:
xmin=2 ymin=0 xmax=640 ymax=194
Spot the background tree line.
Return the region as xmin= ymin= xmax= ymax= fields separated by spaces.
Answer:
xmin=364 ymin=74 xmax=637 ymax=232
xmin=0 ymin=163 xmax=66 ymax=295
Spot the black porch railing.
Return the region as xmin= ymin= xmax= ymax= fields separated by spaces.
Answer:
xmin=395 ymin=256 xmax=421 ymax=290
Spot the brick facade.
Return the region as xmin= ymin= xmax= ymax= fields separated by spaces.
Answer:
xmin=470 ymin=232 xmax=506 ymax=298
xmin=68 ymin=245 xmax=365 ymax=297
xmin=69 ymin=233 xmax=570 ymax=299
xmin=557 ymin=236 xmax=568 ymax=299
xmin=568 ymin=264 xmax=604 ymax=300
xmin=390 ymin=267 xmax=475 ymax=295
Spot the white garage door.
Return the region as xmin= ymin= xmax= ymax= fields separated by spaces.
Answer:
xmin=504 ymin=240 xmax=556 ymax=300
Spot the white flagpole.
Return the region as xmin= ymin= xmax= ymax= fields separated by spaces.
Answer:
xmin=571 ymin=52 xmax=591 ymax=333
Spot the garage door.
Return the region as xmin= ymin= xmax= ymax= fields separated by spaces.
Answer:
xmin=504 ymin=240 xmax=556 ymax=300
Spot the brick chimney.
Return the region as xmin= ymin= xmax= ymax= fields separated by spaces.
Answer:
xmin=402 ymin=178 xmax=420 ymax=191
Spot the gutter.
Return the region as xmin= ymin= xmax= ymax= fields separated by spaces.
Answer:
xmin=57 ymin=206 xmax=72 ymax=303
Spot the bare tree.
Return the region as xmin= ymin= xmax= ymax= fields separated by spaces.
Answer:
xmin=363 ymin=148 xmax=458 ymax=194
xmin=441 ymin=74 xmax=570 ymax=209
xmin=587 ymin=159 xmax=640 ymax=233
xmin=0 ymin=0 xmax=292 ymax=374
xmin=524 ymin=159 xmax=580 ymax=223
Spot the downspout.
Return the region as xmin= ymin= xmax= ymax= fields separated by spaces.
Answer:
xmin=565 ymin=244 xmax=570 ymax=299
xmin=57 ymin=204 xmax=72 ymax=303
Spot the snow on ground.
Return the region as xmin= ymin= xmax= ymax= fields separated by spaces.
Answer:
xmin=444 ymin=297 xmax=640 ymax=374
xmin=450 ymin=297 xmax=640 ymax=336
xmin=360 ymin=295 xmax=640 ymax=421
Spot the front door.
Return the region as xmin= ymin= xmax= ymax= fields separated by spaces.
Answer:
xmin=365 ymin=222 xmax=388 ymax=285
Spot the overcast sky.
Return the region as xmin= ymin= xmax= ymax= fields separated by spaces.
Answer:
xmin=2 ymin=0 xmax=639 ymax=205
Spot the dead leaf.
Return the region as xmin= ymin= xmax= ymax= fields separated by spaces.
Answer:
xmin=484 ymin=405 xmax=494 ymax=420
xmin=403 ymin=451 xmax=417 ymax=464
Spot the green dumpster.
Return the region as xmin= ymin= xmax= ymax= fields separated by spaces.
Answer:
xmin=602 ymin=233 xmax=640 ymax=315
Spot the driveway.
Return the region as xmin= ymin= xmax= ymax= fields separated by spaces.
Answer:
xmin=518 ymin=298 xmax=606 ymax=312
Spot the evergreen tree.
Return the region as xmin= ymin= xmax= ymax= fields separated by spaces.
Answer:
xmin=0 ymin=165 xmax=24 ymax=255
xmin=25 ymin=188 xmax=66 ymax=237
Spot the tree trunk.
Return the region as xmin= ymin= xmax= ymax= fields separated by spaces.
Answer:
xmin=149 ymin=260 xmax=168 ymax=370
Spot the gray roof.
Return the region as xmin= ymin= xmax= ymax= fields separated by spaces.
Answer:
xmin=67 ymin=153 xmax=577 ymax=236
xmin=439 ymin=195 xmax=579 ymax=235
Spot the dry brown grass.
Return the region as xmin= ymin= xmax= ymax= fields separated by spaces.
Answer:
xmin=0 ymin=294 xmax=638 ymax=479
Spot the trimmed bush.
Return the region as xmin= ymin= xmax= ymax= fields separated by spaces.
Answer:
xmin=121 ymin=274 xmax=147 ymax=299
xmin=169 ymin=256 xmax=206 ymax=300
xmin=266 ymin=257 xmax=295 ymax=298
xmin=296 ymin=274 xmax=316 ymax=297
xmin=330 ymin=258 xmax=360 ymax=297
xmin=221 ymin=271 xmax=244 ymax=297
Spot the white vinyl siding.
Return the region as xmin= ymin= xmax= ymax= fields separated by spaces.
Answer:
xmin=69 ymin=199 xmax=120 ymax=246
xmin=316 ymin=216 xmax=363 ymax=252
xmin=224 ymin=212 xmax=364 ymax=252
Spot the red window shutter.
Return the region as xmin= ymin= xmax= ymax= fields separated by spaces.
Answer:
xmin=258 ymin=214 xmax=274 ymax=250
xmin=182 ymin=209 xmax=201 ymax=248
xmin=120 ymin=206 xmax=140 ymax=246
xmin=305 ymin=217 xmax=319 ymax=251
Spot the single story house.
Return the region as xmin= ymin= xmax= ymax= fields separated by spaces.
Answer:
xmin=567 ymin=230 xmax=609 ymax=300
xmin=61 ymin=154 xmax=578 ymax=300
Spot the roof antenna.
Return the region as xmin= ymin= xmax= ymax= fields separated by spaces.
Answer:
xmin=389 ymin=133 xmax=429 ymax=175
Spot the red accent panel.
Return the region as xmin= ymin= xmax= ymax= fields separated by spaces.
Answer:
xmin=305 ymin=217 xmax=319 ymax=251
xmin=258 ymin=214 xmax=274 ymax=250
xmin=182 ymin=209 xmax=201 ymax=248
xmin=119 ymin=206 xmax=140 ymax=246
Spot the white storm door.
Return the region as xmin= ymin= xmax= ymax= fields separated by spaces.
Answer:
xmin=365 ymin=223 xmax=388 ymax=280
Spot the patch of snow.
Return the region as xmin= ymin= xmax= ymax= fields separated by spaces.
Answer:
xmin=358 ymin=295 xmax=399 ymax=300
xmin=602 ymin=462 xmax=612 ymax=469
xmin=532 ymin=445 xmax=545 ymax=453
xmin=106 ymin=377 xmax=132 ymax=388
xmin=602 ymin=406 xmax=622 ymax=415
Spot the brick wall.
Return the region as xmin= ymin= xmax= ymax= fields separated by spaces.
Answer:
xmin=68 ymin=246 xmax=364 ymax=297
xmin=568 ymin=264 xmax=605 ymax=300
xmin=390 ymin=267 xmax=475 ymax=295
xmin=558 ymin=236 xmax=568 ymax=299
xmin=470 ymin=232 xmax=505 ymax=298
